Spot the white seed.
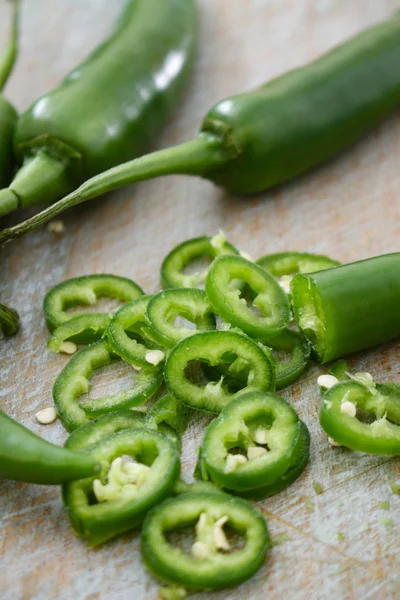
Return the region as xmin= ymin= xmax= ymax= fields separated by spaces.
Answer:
xmin=317 ymin=374 xmax=339 ymax=389
xmin=224 ymin=453 xmax=247 ymax=474
xmin=47 ymin=220 xmax=65 ymax=234
xmin=279 ymin=275 xmax=293 ymax=294
xmin=35 ymin=407 xmax=57 ymax=425
xmin=240 ymin=251 xmax=253 ymax=261
xmin=253 ymin=427 xmax=269 ymax=445
xmin=191 ymin=541 xmax=209 ymax=560
xmin=328 ymin=437 xmax=342 ymax=447
xmin=340 ymin=401 xmax=357 ymax=417
xmin=145 ymin=350 xmax=165 ymax=366
xmin=213 ymin=516 xmax=230 ymax=551
xmin=247 ymin=446 xmax=268 ymax=460
xmin=59 ymin=341 xmax=77 ymax=355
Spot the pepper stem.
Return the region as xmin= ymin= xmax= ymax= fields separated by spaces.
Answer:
xmin=0 ymin=0 xmax=20 ymax=92
xmin=0 ymin=302 xmax=20 ymax=336
xmin=0 ymin=134 xmax=230 ymax=244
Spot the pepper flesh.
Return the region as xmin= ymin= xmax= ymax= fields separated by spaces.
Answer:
xmin=0 ymin=0 xmax=197 ymax=216
xmin=257 ymin=251 xmax=340 ymax=276
xmin=5 ymin=14 xmax=400 ymax=240
xmin=0 ymin=410 xmax=100 ymax=484
xmin=291 ymin=253 xmax=400 ymax=363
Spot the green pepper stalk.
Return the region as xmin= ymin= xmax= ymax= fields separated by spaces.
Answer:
xmin=3 ymin=12 xmax=400 ymax=242
xmin=0 ymin=410 xmax=100 ymax=484
xmin=291 ymin=253 xmax=400 ymax=364
xmin=0 ymin=0 xmax=197 ymax=217
xmin=0 ymin=1 xmax=20 ymax=334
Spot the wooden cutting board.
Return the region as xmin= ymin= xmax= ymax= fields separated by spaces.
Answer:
xmin=0 ymin=1 xmax=399 ymax=598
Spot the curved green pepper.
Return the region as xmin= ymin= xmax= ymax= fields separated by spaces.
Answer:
xmin=205 ymin=255 xmax=290 ymax=339
xmin=257 ymin=251 xmax=340 ymax=277
xmin=197 ymin=392 xmax=309 ymax=496
xmin=63 ymin=427 xmax=180 ymax=546
xmin=0 ymin=410 xmax=100 ymax=484
xmin=0 ymin=0 xmax=197 ymax=216
xmin=53 ymin=340 xmax=162 ymax=431
xmin=6 ymin=13 xmax=400 ymax=240
xmin=261 ymin=329 xmax=311 ymax=390
xmin=291 ymin=253 xmax=400 ymax=363
xmin=146 ymin=288 xmax=215 ymax=348
xmin=141 ymin=492 xmax=270 ymax=591
xmin=147 ymin=394 xmax=190 ymax=437
xmin=161 ymin=234 xmax=238 ymax=289
xmin=164 ymin=330 xmax=275 ymax=413
xmin=47 ymin=313 xmax=111 ymax=353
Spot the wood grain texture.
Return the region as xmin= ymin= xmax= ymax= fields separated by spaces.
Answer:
xmin=1 ymin=0 xmax=400 ymax=598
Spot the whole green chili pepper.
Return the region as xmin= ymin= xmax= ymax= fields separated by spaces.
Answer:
xmin=0 ymin=0 xmax=197 ymax=216
xmin=0 ymin=410 xmax=100 ymax=484
xmin=4 ymin=13 xmax=400 ymax=241
xmin=291 ymin=253 xmax=400 ymax=363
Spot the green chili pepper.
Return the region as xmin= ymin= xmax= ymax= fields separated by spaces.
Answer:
xmin=261 ymin=329 xmax=311 ymax=390
xmin=47 ymin=313 xmax=111 ymax=353
xmin=43 ymin=274 xmax=143 ymax=339
xmin=161 ymin=234 xmax=238 ymax=289
xmin=63 ymin=428 xmax=180 ymax=546
xmin=146 ymin=288 xmax=215 ymax=348
xmin=0 ymin=410 xmax=100 ymax=484
xmin=5 ymin=14 xmax=400 ymax=240
xmin=65 ymin=409 xmax=181 ymax=453
xmin=0 ymin=0 xmax=197 ymax=217
xmin=147 ymin=394 xmax=190 ymax=437
xmin=141 ymin=492 xmax=270 ymax=591
xmin=164 ymin=330 xmax=275 ymax=413
xmin=196 ymin=392 xmax=309 ymax=496
xmin=205 ymin=255 xmax=290 ymax=339
xmin=0 ymin=302 xmax=20 ymax=336
xmin=320 ymin=378 xmax=400 ymax=455
xmin=257 ymin=251 xmax=340 ymax=277
xmin=107 ymin=296 xmax=164 ymax=367
xmin=291 ymin=253 xmax=400 ymax=363
xmin=53 ymin=340 xmax=162 ymax=432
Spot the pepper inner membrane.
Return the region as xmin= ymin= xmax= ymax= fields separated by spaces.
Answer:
xmin=184 ymin=353 xmax=252 ymax=394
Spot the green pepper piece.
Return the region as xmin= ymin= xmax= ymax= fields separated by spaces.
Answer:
xmin=291 ymin=253 xmax=400 ymax=363
xmin=65 ymin=409 xmax=181 ymax=453
xmin=0 ymin=410 xmax=100 ymax=484
xmin=205 ymin=255 xmax=290 ymax=339
xmin=147 ymin=394 xmax=190 ymax=436
xmin=197 ymin=391 xmax=309 ymax=495
xmin=146 ymin=288 xmax=216 ymax=348
xmin=257 ymin=251 xmax=340 ymax=277
xmin=161 ymin=234 xmax=238 ymax=289
xmin=141 ymin=492 xmax=270 ymax=591
xmin=0 ymin=302 xmax=20 ymax=336
xmin=261 ymin=329 xmax=311 ymax=390
xmin=47 ymin=313 xmax=111 ymax=352
xmin=43 ymin=274 xmax=143 ymax=337
xmin=320 ymin=380 xmax=400 ymax=455
xmin=164 ymin=330 xmax=275 ymax=413
xmin=0 ymin=0 xmax=197 ymax=216
xmin=107 ymin=296 xmax=163 ymax=367
xmin=63 ymin=428 xmax=180 ymax=546
xmin=6 ymin=14 xmax=400 ymax=240
xmin=53 ymin=340 xmax=162 ymax=432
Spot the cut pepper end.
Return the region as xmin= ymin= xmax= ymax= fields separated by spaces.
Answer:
xmin=291 ymin=274 xmax=326 ymax=363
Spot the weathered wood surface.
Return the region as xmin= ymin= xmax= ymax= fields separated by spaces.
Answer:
xmin=0 ymin=1 xmax=400 ymax=598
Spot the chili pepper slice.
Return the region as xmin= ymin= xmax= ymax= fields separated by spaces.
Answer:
xmin=197 ymin=391 xmax=309 ymax=494
xmin=63 ymin=428 xmax=180 ymax=546
xmin=47 ymin=313 xmax=110 ymax=352
xmin=0 ymin=0 xmax=197 ymax=216
xmin=7 ymin=14 xmax=400 ymax=240
xmin=147 ymin=394 xmax=190 ymax=437
xmin=0 ymin=410 xmax=100 ymax=484
xmin=65 ymin=409 xmax=181 ymax=453
xmin=291 ymin=253 xmax=400 ymax=363
xmin=161 ymin=234 xmax=238 ymax=289
xmin=164 ymin=330 xmax=275 ymax=413
xmin=0 ymin=302 xmax=20 ymax=336
xmin=146 ymin=288 xmax=215 ymax=348
xmin=320 ymin=377 xmax=400 ymax=455
xmin=141 ymin=491 xmax=270 ymax=591
xmin=205 ymin=255 xmax=290 ymax=339
xmin=107 ymin=296 xmax=163 ymax=367
xmin=261 ymin=329 xmax=311 ymax=390
xmin=257 ymin=251 xmax=340 ymax=276
xmin=53 ymin=340 xmax=162 ymax=432
xmin=44 ymin=274 xmax=143 ymax=335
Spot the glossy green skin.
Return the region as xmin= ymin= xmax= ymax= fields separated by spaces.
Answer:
xmin=291 ymin=253 xmax=400 ymax=363
xmin=141 ymin=492 xmax=270 ymax=591
xmin=0 ymin=96 xmax=17 ymax=187
xmin=202 ymin=14 xmax=400 ymax=193
xmin=14 ymin=0 xmax=197 ymax=183
xmin=257 ymin=252 xmax=340 ymax=276
xmin=0 ymin=410 xmax=100 ymax=484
